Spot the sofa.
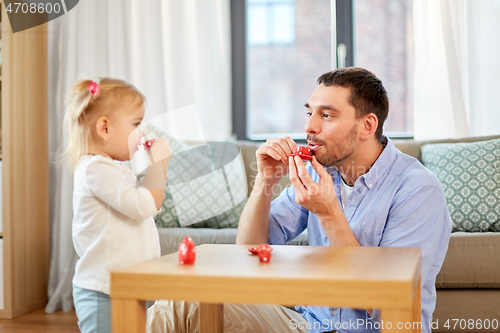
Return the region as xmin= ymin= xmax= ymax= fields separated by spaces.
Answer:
xmin=157 ymin=135 xmax=500 ymax=333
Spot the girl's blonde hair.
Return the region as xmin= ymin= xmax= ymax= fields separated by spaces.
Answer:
xmin=63 ymin=78 xmax=146 ymax=170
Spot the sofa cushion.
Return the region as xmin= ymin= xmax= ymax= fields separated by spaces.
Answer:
xmin=143 ymin=123 xmax=248 ymax=228
xmin=421 ymin=138 xmax=500 ymax=232
xmin=158 ymin=228 xmax=309 ymax=256
xmin=433 ymin=289 xmax=500 ymax=332
xmin=393 ymin=134 xmax=500 ymax=163
xmin=435 ymin=232 xmax=500 ymax=288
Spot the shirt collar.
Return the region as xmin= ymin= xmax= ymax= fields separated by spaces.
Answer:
xmin=325 ymin=135 xmax=397 ymax=190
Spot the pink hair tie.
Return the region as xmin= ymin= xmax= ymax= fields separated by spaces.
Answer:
xmin=89 ymin=78 xmax=101 ymax=95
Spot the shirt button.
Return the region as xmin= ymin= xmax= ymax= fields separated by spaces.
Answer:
xmin=368 ymin=183 xmax=372 ymax=188
xmin=332 ymin=310 xmax=337 ymax=316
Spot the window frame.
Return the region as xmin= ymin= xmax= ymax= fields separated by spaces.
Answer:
xmin=231 ymin=0 xmax=413 ymax=141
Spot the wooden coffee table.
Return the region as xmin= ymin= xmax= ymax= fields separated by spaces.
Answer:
xmin=110 ymin=244 xmax=421 ymax=333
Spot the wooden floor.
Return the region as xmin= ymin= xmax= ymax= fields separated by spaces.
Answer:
xmin=0 ymin=308 xmax=79 ymax=332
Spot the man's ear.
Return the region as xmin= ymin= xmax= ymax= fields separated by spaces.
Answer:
xmin=95 ymin=116 xmax=110 ymax=144
xmin=359 ymin=113 xmax=378 ymax=140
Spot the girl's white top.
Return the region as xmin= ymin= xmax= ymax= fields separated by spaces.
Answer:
xmin=72 ymin=155 xmax=161 ymax=295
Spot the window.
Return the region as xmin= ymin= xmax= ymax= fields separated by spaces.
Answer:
xmin=247 ymin=0 xmax=296 ymax=45
xmin=353 ymin=0 xmax=413 ymax=137
xmin=232 ymin=0 xmax=414 ymax=140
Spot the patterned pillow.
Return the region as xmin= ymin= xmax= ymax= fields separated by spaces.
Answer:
xmin=421 ymin=139 xmax=500 ymax=232
xmin=142 ymin=123 xmax=248 ymax=229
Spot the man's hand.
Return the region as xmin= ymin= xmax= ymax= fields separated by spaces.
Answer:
xmin=288 ymin=155 xmax=338 ymax=217
xmin=256 ymin=137 xmax=296 ymax=185
xmin=289 ymin=154 xmax=360 ymax=247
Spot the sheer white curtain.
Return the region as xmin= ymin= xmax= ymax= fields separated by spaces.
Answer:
xmin=413 ymin=0 xmax=500 ymax=141
xmin=46 ymin=0 xmax=231 ymax=313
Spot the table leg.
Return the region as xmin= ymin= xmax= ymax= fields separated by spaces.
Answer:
xmin=412 ymin=277 xmax=422 ymax=333
xmin=200 ymin=303 xmax=224 ymax=333
xmin=381 ymin=277 xmax=421 ymax=333
xmin=112 ymin=298 xmax=146 ymax=333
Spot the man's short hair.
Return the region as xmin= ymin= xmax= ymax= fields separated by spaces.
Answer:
xmin=317 ymin=67 xmax=389 ymax=141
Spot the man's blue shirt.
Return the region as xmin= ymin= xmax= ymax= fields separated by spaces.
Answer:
xmin=268 ymin=137 xmax=453 ymax=333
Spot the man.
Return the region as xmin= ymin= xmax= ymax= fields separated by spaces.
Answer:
xmin=147 ymin=68 xmax=452 ymax=333
xmin=235 ymin=67 xmax=452 ymax=333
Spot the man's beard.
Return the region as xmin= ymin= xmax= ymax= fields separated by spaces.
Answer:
xmin=312 ymin=124 xmax=358 ymax=167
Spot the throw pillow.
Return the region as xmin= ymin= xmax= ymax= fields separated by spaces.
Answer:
xmin=142 ymin=123 xmax=248 ymax=228
xmin=421 ymin=138 xmax=500 ymax=232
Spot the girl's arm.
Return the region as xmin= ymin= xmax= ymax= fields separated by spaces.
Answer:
xmin=140 ymin=137 xmax=171 ymax=210
xmin=141 ymin=159 xmax=168 ymax=210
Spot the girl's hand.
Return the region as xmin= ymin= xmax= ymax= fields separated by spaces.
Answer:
xmin=141 ymin=137 xmax=171 ymax=209
xmin=149 ymin=136 xmax=172 ymax=164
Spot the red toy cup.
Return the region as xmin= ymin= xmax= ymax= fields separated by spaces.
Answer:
xmin=257 ymin=244 xmax=273 ymax=262
xmin=291 ymin=146 xmax=313 ymax=161
xmin=178 ymin=236 xmax=196 ymax=265
xmin=248 ymin=247 xmax=259 ymax=255
xmin=143 ymin=138 xmax=157 ymax=151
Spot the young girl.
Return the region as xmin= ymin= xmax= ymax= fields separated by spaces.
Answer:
xmin=64 ymin=78 xmax=171 ymax=333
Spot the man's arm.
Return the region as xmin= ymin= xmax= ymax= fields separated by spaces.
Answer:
xmin=235 ymin=175 xmax=276 ymax=244
xmin=376 ymin=184 xmax=452 ymax=319
xmin=236 ymin=137 xmax=297 ymax=245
